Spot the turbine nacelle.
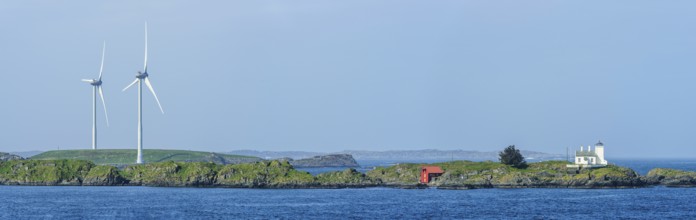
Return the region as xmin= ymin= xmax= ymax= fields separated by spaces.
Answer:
xmin=81 ymin=79 xmax=102 ymax=86
xmin=136 ymin=71 xmax=149 ymax=79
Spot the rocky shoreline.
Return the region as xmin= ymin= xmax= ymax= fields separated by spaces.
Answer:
xmin=0 ymin=158 xmax=694 ymax=189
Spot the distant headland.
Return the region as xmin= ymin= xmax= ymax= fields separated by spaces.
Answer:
xmin=27 ymin=149 xmax=359 ymax=168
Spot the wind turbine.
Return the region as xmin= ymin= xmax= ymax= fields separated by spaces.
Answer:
xmin=123 ymin=23 xmax=164 ymax=164
xmin=81 ymin=42 xmax=109 ymax=150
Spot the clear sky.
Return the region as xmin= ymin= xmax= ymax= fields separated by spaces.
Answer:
xmin=1 ymin=1 xmax=695 ymax=158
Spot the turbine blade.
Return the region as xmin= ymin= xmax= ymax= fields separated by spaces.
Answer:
xmin=144 ymin=77 xmax=164 ymax=114
xmin=144 ymin=22 xmax=148 ymax=73
xmin=98 ymin=86 xmax=110 ymax=127
xmin=123 ymin=79 xmax=139 ymax=91
xmin=99 ymin=41 xmax=105 ymax=80
xmin=82 ymin=79 xmax=93 ymax=82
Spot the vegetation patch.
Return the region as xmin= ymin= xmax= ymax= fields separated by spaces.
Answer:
xmin=215 ymin=160 xmax=315 ymax=188
xmin=0 ymin=159 xmax=94 ymax=185
xmin=366 ymin=163 xmax=421 ymax=185
xmin=316 ymin=168 xmax=379 ymax=187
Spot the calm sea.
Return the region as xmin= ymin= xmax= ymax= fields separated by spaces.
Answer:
xmin=1 ymin=159 xmax=695 ymax=219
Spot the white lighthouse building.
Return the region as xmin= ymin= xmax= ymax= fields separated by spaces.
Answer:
xmin=567 ymin=141 xmax=608 ymax=168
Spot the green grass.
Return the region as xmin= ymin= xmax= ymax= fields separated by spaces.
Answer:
xmin=589 ymin=165 xmax=636 ymax=178
xmin=434 ymin=160 xmax=511 ymax=173
xmin=85 ymin=165 xmax=120 ymax=180
xmin=366 ymin=163 xmax=422 ymax=184
xmin=215 ymin=160 xmax=315 ymax=187
xmin=121 ymin=161 xmax=220 ymax=186
xmin=316 ymin=168 xmax=375 ymax=185
xmin=30 ymin=149 xmax=260 ymax=165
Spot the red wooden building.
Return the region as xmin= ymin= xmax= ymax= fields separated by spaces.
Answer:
xmin=420 ymin=166 xmax=444 ymax=183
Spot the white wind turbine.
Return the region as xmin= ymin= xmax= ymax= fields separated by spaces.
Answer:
xmin=82 ymin=42 xmax=109 ymax=150
xmin=123 ymin=23 xmax=165 ymax=164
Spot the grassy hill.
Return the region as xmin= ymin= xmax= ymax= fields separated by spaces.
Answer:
xmin=30 ymin=149 xmax=262 ymax=165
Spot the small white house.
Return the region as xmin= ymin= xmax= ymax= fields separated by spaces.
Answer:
xmin=567 ymin=141 xmax=608 ymax=168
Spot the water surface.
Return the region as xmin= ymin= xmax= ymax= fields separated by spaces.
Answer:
xmin=1 ymin=186 xmax=695 ymax=219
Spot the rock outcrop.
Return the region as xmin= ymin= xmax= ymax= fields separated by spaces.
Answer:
xmin=215 ymin=160 xmax=315 ymax=188
xmin=645 ymin=168 xmax=696 ymax=186
xmin=315 ymin=168 xmax=381 ymax=188
xmin=288 ymin=154 xmax=359 ymax=168
xmin=121 ymin=161 xmax=218 ymax=187
xmin=83 ymin=165 xmax=127 ymax=186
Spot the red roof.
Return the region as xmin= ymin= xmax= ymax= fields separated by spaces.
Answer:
xmin=422 ymin=166 xmax=443 ymax=173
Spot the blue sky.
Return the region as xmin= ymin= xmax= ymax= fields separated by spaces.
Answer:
xmin=1 ymin=1 xmax=696 ymax=157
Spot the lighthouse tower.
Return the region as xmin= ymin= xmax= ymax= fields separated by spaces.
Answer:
xmin=594 ymin=141 xmax=606 ymax=165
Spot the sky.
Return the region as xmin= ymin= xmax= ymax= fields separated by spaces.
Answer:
xmin=1 ymin=1 xmax=696 ymax=158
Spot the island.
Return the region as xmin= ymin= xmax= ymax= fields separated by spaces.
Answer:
xmin=0 ymin=153 xmax=694 ymax=189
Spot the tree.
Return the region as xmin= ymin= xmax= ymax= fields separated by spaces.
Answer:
xmin=499 ymin=145 xmax=527 ymax=168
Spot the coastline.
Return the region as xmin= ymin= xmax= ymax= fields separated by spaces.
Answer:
xmin=0 ymin=159 xmax=694 ymax=189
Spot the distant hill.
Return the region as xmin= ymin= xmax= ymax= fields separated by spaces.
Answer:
xmin=9 ymin=151 xmax=43 ymax=158
xmin=228 ymin=150 xmax=324 ymax=160
xmin=0 ymin=152 xmax=23 ymax=161
xmin=339 ymin=149 xmax=563 ymax=161
xmin=227 ymin=149 xmax=563 ymax=162
xmin=31 ymin=149 xmax=262 ymax=165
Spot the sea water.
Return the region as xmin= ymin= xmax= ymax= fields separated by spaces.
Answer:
xmin=1 ymin=159 xmax=695 ymax=219
xmin=1 ymin=186 xmax=695 ymax=219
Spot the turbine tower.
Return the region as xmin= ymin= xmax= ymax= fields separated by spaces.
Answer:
xmin=81 ymin=42 xmax=109 ymax=150
xmin=123 ymin=23 xmax=164 ymax=164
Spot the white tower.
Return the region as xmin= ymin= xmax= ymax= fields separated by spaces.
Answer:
xmin=81 ymin=42 xmax=109 ymax=150
xmin=594 ymin=141 xmax=606 ymax=165
xmin=123 ymin=23 xmax=164 ymax=164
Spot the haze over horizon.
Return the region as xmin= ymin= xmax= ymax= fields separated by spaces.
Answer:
xmin=2 ymin=1 xmax=696 ymax=158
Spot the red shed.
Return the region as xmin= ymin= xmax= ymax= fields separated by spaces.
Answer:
xmin=420 ymin=166 xmax=444 ymax=183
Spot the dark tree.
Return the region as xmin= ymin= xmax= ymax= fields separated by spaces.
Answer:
xmin=499 ymin=145 xmax=527 ymax=168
